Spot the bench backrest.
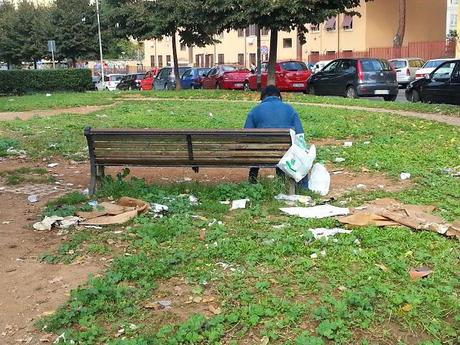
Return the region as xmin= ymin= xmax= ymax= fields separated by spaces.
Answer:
xmin=84 ymin=127 xmax=292 ymax=168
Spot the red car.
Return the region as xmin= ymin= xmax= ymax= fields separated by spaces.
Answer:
xmin=244 ymin=61 xmax=312 ymax=91
xmin=140 ymin=68 xmax=159 ymax=91
xmin=201 ymin=65 xmax=250 ymax=90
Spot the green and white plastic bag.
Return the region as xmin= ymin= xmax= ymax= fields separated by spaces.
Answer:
xmin=278 ymin=143 xmax=316 ymax=182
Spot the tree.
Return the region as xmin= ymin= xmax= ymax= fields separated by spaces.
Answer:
xmin=393 ymin=0 xmax=406 ymax=48
xmin=52 ymin=0 xmax=101 ymax=66
xmin=107 ymin=0 xmax=219 ymax=90
xmin=208 ymin=0 xmax=368 ymax=85
xmin=0 ymin=1 xmax=18 ymax=68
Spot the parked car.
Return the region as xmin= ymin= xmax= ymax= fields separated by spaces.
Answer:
xmin=95 ymin=74 xmax=124 ymax=91
xmin=243 ymin=61 xmax=312 ymax=92
xmin=91 ymin=76 xmax=101 ymax=91
xmin=201 ymin=65 xmax=250 ymax=90
xmin=312 ymin=60 xmax=333 ymax=73
xmin=180 ymin=68 xmax=211 ymax=89
xmin=306 ymin=58 xmax=398 ymax=101
xmin=116 ymin=73 xmax=145 ymax=91
xmin=139 ymin=68 xmax=159 ymax=91
xmin=405 ymin=59 xmax=460 ymax=105
xmin=389 ymin=58 xmax=425 ymax=87
xmin=154 ymin=67 xmax=191 ymax=90
xmin=414 ymin=58 xmax=455 ymax=79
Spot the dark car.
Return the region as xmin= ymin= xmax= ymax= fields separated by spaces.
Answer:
xmin=405 ymin=59 xmax=460 ymax=105
xmin=116 ymin=73 xmax=145 ymax=91
xmin=307 ymin=58 xmax=399 ymax=101
xmin=180 ymin=68 xmax=210 ymax=89
xmin=154 ymin=67 xmax=191 ymax=90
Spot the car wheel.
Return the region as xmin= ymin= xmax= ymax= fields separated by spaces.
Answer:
xmin=243 ymin=81 xmax=250 ymax=92
xmin=411 ymin=90 xmax=421 ymax=103
xmin=128 ymin=86 xmax=133 ymax=91
xmin=308 ymin=86 xmax=316 ymax=95
xmin=216 ymin=83 xmax=221 ymax=90
xmin=383 ymin=95 xmax=397 ymax=102
xmin=345 ymin=86 xmax=358 ymax=99
xmin=191 ymin=84 xmax=195 ymax=90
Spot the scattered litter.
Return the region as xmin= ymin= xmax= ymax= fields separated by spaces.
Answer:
xmin=78 ymin=197 xmax=150 ymax=225
xmin=363 ymin=141 xmax=371 ymax=145
xmin=219 ymin=200 xmax=230 ymax=205
xmin=267 ymin=175 xmax=275 ymax=179
xmin=400 ymin=303 xmax=413 ymax=312
xmin=59 ymin=216 xmax=81 ymax=229
xmin=441 ymin=166 xmax=460 ymax=177
xmin=281 ymin=205 xmax=349 ymax=219
xmin=308 ymin=163 xmax=330 ymax=196
xmin=96 ymin=114 xmax=108 ymax=118
xmin=343 ymin=141 xmax=353 ymax=147
xmin=47 ymin=163 xmax=59 ymax=168
xmin=6 ymin=147 xmax=27 ymax=157
xmin=356 ymin=184 xmax=367 ymax=189
xmin=82 ymin=188 xmax=89 ymax=195
xmin=309 ymin=228 xmax=352 ymax=240
xmin=208 ymin=305 xmax=222 ymax=315
xmin=275 ymin=193 xmax=314 ymax=206
xmin=183 ymin=177 xmax=192 ymax=182
xmin=337 ymin=198 xmax=460 ymax=240
xmin=33 ymin=216 xmax=67 ymax=231
xmin=400 ymin=172 xmax=411 ymax=180
xmin=45 ymin=93 xmax=52 ymax=97
xmin=375 ymin=263 xmax=389 ymax=272
xmin=320 ymin=250 xmax=327 ymax=257
xmin=334 ymin=157 xmax=346 ymax=163
xmin=189 ymin=195 xmax=199 ymax=205
xmin=88 ymin=200 xmax=98 ymax=207
xmin=84 ymin=225 xmax=102 ymax=229
xmin=230 ymin=199 xmax=249 ymax=210
xmin=278 ymin=144 xmax=316 ymax=182
xmin=27 ymin=194 xmax=39 ymax=203
xmin=410 ymin=267 xmax=433 ymax=281
xmin=260 ymin=336 xmax=269 ymax=345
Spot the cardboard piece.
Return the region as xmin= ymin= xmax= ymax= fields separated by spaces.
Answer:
xmin=80 ymin=197 xmax=149 ymax=226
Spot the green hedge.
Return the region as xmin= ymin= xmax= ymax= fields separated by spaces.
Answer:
xmin=0 ymin=69 xmax=92 ymax=95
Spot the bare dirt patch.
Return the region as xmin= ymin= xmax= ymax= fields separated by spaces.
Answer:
xmin=0 ymin=104 xmax=115 ymax=121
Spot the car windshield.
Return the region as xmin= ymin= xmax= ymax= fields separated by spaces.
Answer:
xmin=390 ymin=60 xmax=407 ymax=69
xmin=136 ymin=74 xmax=144 ymax=79
xmin=198 ymin=69 xmax=210 ymax=76
xmin=423 ymin=60 xmax=448 ymax=69
xmin=360 ymin=59 xmax=392 ymax=72
xmin=222 ymin=65 xmax=237 ymax=72
xmin=281 ymin=61 xmax=308 ymax=71
xmin=110 ymin=75 xmax=123 ymax=81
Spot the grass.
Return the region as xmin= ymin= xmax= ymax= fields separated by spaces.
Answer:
xmin=0 ymin=167 xmax=53 ymax=185
xmin=0 ymin=91 xmax=458 ymax=344
xmin=1 ymin=89 xmax=459 ymax=117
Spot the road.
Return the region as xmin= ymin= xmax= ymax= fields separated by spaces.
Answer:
xmin=362 ymin=88 xmax=407 ymax=102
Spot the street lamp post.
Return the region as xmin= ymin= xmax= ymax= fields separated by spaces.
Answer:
xmin=95 ymin=0 xmax=104 ymax=82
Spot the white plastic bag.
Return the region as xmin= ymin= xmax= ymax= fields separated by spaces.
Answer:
xmin=308 ymin=163 xmax=330 ymax=196
xmin=278 ymin=144 xmax=316 ymax=182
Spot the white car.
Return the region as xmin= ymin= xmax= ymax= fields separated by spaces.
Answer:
xmin=312 ymin=60 xmax=332 ymax=74
xmin=389 ymin=58 xmax=425 ymax=86
xmin=95 ymin=74 xmax=124 ymax=91
xmin=414 ymin=59 xmax=455 ymax=79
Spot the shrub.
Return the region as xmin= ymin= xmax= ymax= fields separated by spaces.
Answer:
xmin=0 ymin=69 xmax=92 ymax=94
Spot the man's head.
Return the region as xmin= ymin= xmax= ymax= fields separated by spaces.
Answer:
xmin=260 ymin=85 xmax=282 ymax=101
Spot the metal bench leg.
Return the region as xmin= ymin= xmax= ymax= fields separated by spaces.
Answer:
xmin=288 ymin=178 xmax=296 ymax=195
xmin=89 ymin=163 xmax=97 ymax=195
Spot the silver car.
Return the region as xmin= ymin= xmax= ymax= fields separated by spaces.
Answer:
xmin=389 ymin=58 xmax=425 ymax=86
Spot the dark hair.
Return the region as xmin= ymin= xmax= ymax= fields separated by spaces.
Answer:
xmin=260 ymin=85 xmax=282 ymax=101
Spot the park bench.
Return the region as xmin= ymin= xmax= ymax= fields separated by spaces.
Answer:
xmin=84 ymin=127 xmax=295 ymax=195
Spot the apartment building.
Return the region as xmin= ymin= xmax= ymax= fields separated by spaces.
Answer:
xmin=457 ymin=3 xmax=460 ymax=57
xmin=144 ymin=0 xmax=447 ymax=68
xmin=447 ymin=0 xmax=459 ymax=35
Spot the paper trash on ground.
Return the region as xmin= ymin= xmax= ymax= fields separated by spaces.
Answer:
xmin=280 ymin=205 xmax=349 ymax=219
xmin=275 ymin=194 xmax=314 ymax=206
xmin=33 ymin=216 xmax=82 ymax=231
xmin=309 ymin=228 xmax=352 ymax=240
xmin=230 ymin=199 xmax=249 ymax=210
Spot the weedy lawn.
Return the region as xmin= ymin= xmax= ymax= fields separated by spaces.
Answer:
xmin=0 ymin=92 xmax=458 ymax=344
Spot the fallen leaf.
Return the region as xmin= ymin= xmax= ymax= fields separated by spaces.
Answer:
xmin=375 ymin=263 xmax=389 ymax=272
xmin=401 ymin=303 xmax=413 ymax=312
xmin=208 ymin=304 xmax=221 ymax=315
xmin=410 ymin=267 xmax=433 ymax=280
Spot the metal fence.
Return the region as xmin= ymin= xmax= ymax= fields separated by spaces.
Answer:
xmin=308 ymin=40 xmax=457 ymax=63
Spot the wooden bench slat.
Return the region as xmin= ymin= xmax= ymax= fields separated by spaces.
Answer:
xmin=94 ymin=150 xmax=286 ymax=159
xmin=93 ymin=142 xmax=290 ymax=150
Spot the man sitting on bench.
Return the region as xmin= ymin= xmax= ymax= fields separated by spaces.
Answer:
xmin=244 ymin=85 xmax=308 ymax=188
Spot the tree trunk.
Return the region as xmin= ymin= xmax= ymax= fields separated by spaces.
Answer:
xmin=393 ymin=0 xmax=406 ymax=48
xmin=256 ymin=25 xmax=262 ymax=91
xmin=172 ymin=33 xmax=182 ymax=91
xmin=267 ymin=28 xmax=278 ymax=86
xmin=33 ymin=59 xmax=37 ymax=70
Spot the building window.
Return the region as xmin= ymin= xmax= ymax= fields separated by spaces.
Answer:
xmin=324 ymin=17 xmax=337 ymax=31
xmin=237 ymin=29 xmax=244 ymax=37
xmin=310 ymin=24 xmax=320 ymax=33
xmin=166 ymin=55 xmax=171 ymax=66
xmin=158 ymin=55 xmax=163 ymax=68
xmin=342 ymin=15 xmax=353 ymax=30
xmin=150 ymin=55 xmax=155 ymax=67
xmin=180 ymin=43 xmax=186 ymax=51
xmin=238 ymin=53 xmax=244 ymax=66
xmin=205 ymin=54 xmax=214 ymax=67
xmin=283 ymin=38 xmax=293 ymax=48
xmin=261 ymin=27 xmax=269 ymax=36
xmin=218 ymin=54 xmax=224 ymax=64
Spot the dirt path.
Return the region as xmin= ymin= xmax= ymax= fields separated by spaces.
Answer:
xmin=0 ymin=104 xmax=114 ymax=121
